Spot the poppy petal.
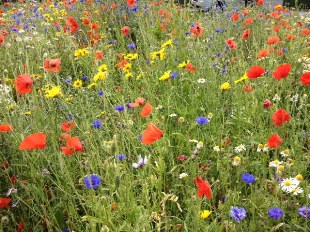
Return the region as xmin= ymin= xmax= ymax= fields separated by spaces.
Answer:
xmin=19 ymin=132 xmax=46 ymax=150
xmin=14 ymin=74 xmax=33 ymax=94
xmin=0 ymin=124 xmax=13 ymax=132
xmin=141 ymin=103 xmax=152 ymax=117
xmin=141 ymin=123 xmax=163 ymax=145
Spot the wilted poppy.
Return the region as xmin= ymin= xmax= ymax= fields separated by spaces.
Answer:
xmin=267 ymin=134 xmax=282 ymax=148
xmin=272 ymin=109 xmax=291 ymax=126
xmin=141 ymin=103 xmax=152 ymax=117
xmin=14 ymin=74 xmax=33 ymax=94
xmin=141 ymin=122 xmax=163 ymax=145
xmin=19 ymin=132 xmax=47 ymax=150
xmin=194 ymin=177 xmax=212 ymax=199
xmin=61 ymin=136 xmax=83 ymax=156
xmin=44 ymin=59 xmax=61 ymax=72
xmin=0 ymin=198 xmax=11 ymax=209
xmin=272 ymin=63 xmax=291 ymax=80
xmin=246 ymin=66 xmax=265 ymax=78
xmin=0 ymin=124 xmax=13 ymax=132
xmin=300 ymin=72 xmax=310 ymax=86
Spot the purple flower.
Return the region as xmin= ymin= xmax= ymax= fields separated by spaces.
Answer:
xmin=115 ymin=105 xmax=125 ymax=112
xmin=195 ymin=117 xmax=209 ymax=125
xmin=170 ymin=72 xmax=178 ymax=79
xmin=116 ymin=154 xmax=127 ymax=161
xmin=241 ymin=173 xmax=255 ymax=184
xmin=127 ymin=43 xmax=136 ymax=49
xmin=298 ymin=206 xmax=310 ymax=218
xmin=92 ymin=120 xmax=102 ymax=129
xmin=268 ymin=208 xmax=283 ymax=219
xmin=84 ymin=174 xmax=102 ymax=189
xmin=230 ymin=206 xmax=247 ymax=223
xmin=98 ymin=90 xmax=104 ymax=96
xmin=132 ymin=155 xmax=148 ymax=168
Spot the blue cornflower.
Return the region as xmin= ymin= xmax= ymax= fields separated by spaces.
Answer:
xmin=127 ymin=43 xmax=136 ymax=49
xmin=115 ymin=105 xmax=125 ymax=112
xmin=92 ymin=120 xmax=102 ymax=129
xmin=230 ymin=207 xmax=247 ymax=223
xmin=241 ymin=173 xmax=255 ymax=184
xmin=98 ymin=90 xmax=104 ymax=96
xmin=68 ymin=114 xmax=73 ymax=121
xmin=82 ymin=76 xmax=88 ymax=82
xmin=170 ymin=72 xmax=178 ymax=79
xmin=268 ymin=208 xmax=283 ymax=219
xmin=84 ymin=174 xmax=102 ymax=189
xmin=116 ymin=154 xmax=127 ymax=161
xmin=195 ymin=117 xmax=209 ymax=125
xmin=298 ymin=206 xmax=310 ymax=218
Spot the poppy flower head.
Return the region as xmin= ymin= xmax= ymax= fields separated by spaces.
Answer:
xmin=246 ymin=66 xmax=265 ymax=79
xmin=61 ymin=121 xmax=75 ymax=132
xmin=272 ymin=63 xmax=291 ymax=80
xmin=121 ymin=26 xmax=130 ymax=36
xmin=257 ymin=49 xmax=270 ymax=59
xmin=14 ymin=74 xmax=33 ymax=94
xmin=267 ymin=134 xmax=282 ymax=148
xmin=272 ymin=109 xmax=291 ymax=126
xmin=141 ymin=122 xmax=163 ymax=145
xmin=0 ymin=124 xmax=13 ymax=132
xmin=44 ymin=59 xmax=61 ymax=72
xmin=300 ymin=72 xmax=310 ymax=86
xmin=194 ymin=177 xmax=212 ymax=199
xmin=242 ymin=29 xmax=251 ymax=40
xmin=267 ymin=36 xmax=281 ymax=45
xmin=0 ymin=198 xmax=11 ymax=209
xmin=126 ymin=0 xmax=136 ymax=8
xmin=61 ymin=136 xmax=83 ymax=156
xmin=141 ymin=103 xmax=153 ymax=117
xmin=19 ymin=132 xmax=47 ymax=150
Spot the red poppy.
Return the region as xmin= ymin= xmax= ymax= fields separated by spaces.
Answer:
xmin=127 ymin=0 xmax=136 ymax=8
xmin=190 ymin=23 xmax=203 ymax=38
xmin=141 ymin=123 xmax=163 ymax=145
xmin=242 ymin=29 xmax=251 ymax=40
xmin=194 ymin=177 xmax=212 ymax=199
xmin=242 ymin=85 xmax=253 ymax=92
xmin=257 ymin=49 xmax=270 ymax=58
xmin=65 ymin=16 xmax=79 ymax=34
xmin=14 ymin=74 xmax=33 ymax=94
xmin=272 ymin=63 xmax=291 ymax=80
xmin=141 ymin=103 xmax=152 ymax=117
xmin=246 ymin=66 xmax=265 ymax=78
xmin=274 ymin=4 xmax=284 ymax=11
xmin=59 ymin=133 xmax=71 ymax=142
xmin=0 ymin=35 xmax=4 ymax=45
xmin=300 ymin=28 xmax=310 ymax=36
xmin=82 ymin=18 xmax=90 ymax=26
xmin=226 ymin=38 xmax=236 ymax=49
xmin=300 ymin=72 xmax=310 ymax=86
xmin=185 ymin=63 xmax=197 ymax=72
xmin=61 ymin=136 xmax=83 ymax=156
xmin=17 ymin=221 xmax=24 ymax=232
xmin=273 ymin=25 xmax=281 ymax=33
xmin=267 ymin=134 xmax=282 ymax=148
xmin=263 ymin=100 xmax=273 ymax=109
xmin=121 ymin=26 xmax=130 ymax=36
xmin=272 ymin=109 xmax=291 ymax=126
xmin=231 ymin=13 xmax=239 ymax=21
xmin=267 ymin=36 xmax=281 ymax=45
xmin=61 ymin=121 xmax=75 ymax=132
xmin=0 ymin=123 xmax=13 ymax=132
xmin=257 ymin=0 xmax=264 ymax=6
xmin=19 ymin=132 xmax=47 ymax=150
xmin=44 ymin=59 xmax=61 ymax=72
xmin=243 ymin=17 xmax=254 ymax=26
xmin=286 ymin=34 xmax=296 ymax=40
xmin=0 ymin=198 xmax=11 ymax=209
xmin=95 ymin=51 xmax=104 ymax=59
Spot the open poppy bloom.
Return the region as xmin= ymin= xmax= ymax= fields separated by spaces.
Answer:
xmin=19 ymin=132 xmax=47 ymax=150
xmin=61 ymin=121 xmax=75 ymax=132
xmin=257 ymin=49 xmax=270 ymax=59
xmin=267 ymin=36 xmax=281 ymax=45
xmin=14 ymin=74 xmax=33 ymax=94
xmin=44 ymin=59 xmax=61 ymax=72
xmin=300 ymin=72 xmax=310 ymax=86
xmin=127 ymin=0 xmax=136 ymax=8
xmin=242 ymin=29 xmax=251 ymax=40
xmin=0 ymin=198 xmax=11 ymax=209
xmin=61 ymin=136 xmax=83 ymax=156
xmin=272 ymin=109 xmax=291 ymax=126
xmin=141 ymin=103 xmax=152 ymax=117
xmin=194 ymin=177 xmax=212 ymax=199
xmin=141 ymin=123 xmax=163 ymax=145
xmin=272 ymin=63 xmax=291 ymax=80
xmin=267 ymin=134 xmax=282 ymax=148
xmin=246 ymin=66 xmax=265 ymax=79
xmin=121 ymin=26 xmax=130 ymax=36
xmin=0 ymin=124 xmax=13 ymax=132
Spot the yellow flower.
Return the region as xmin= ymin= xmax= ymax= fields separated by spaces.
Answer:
xmin=295 ymin=174 xmax=303 ymax=182
xmin=45 ymin=86 xmax=62 ymax=99
xmin=124 ymin=53 xmax=138 ymax=61
xmin=65 ymin=97 xmax=72 ymax=102
xmin=93 ymin=72 xmax=107 ymax=82
xmin=161 ymin=39 xmax=173 ymax=48
xmin=234 ymin=73 xmax=248 ymax=84
xmin=178 ymin=117 xmax=185 ymax=123
xmin=178 ymin=60 xmax=190 ymax=68
xmin=136 ymin=74 xmax=142 ymax=80
xmin=88 ymin=82 xmax=98 ymax=89
xmin=98 ymin=64 xmax=108 ymax=73
xmin=125 ymin=72 xmax=133 ymax=79
xmin=31 ymin=74 xmax=43 ymax=80
xmin=73 ymin=80 xmax=83 ymax=88
xmin=150 ymin=48 xmax=165 ymax=61
xmin=123 ymin=63 xmax=132 ymax=72
xmin=24 ymin=111 xmax=32 ymax=115
xmin=159 ymin=70 xmax=171 ymax=81
xmin=220 ymin=82 xmax=230 ymax=90
xmin=74 ymin=48 xmax=89 ymax=57
xmin=200 ymin=210 xmax=211 ymax=219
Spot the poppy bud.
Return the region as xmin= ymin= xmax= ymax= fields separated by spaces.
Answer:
xmin=263 ymin=100 xmax=273 ymax=109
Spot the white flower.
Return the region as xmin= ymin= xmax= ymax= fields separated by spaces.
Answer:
xmin=234 ymin=144 xmax=246 ymax=153
xmin=269 ymin=160 xmax=283 ymax=168
xmin=232 ymin=156 xmax=241 ymax=166
xmin=132 ymin=155 xmax=148 ymax=168
xmin=213 ymin=146 xmax=221 ymax=152
xmin=272 ymin=94 xmax=281 ymax=102
xmin=196 ymin=141 xmax=204 ymax=149
xmin=279 ymin=178 xmax=299 ymax=193
xmin=280 ymin=149 xmax=290 ymax=158
xmin=169 ymin=113 xmax=177 ymax=117
xmin=263 ymin=144 xmax=269 ymax=152
xmin=197 ymin=78 xmax=206 ymax=84
xmin=292 ymin=187 xmax=303 ymax=195
xmin=179 ymin=172 xmax=188 ymax=179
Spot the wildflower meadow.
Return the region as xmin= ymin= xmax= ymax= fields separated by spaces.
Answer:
xmin=0 ymin=0 xmax=309 ymax=231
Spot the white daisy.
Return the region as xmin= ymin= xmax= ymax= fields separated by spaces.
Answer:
xmin=234 ymin=144 xmax=246 ymax=153
xmin=292 ymin=187 xmax=303 ymax=195
xmin=269 ymin=159 xmax=283 ymax=168
xmin=279 ymin=178 xmax=299 ymax=193
xmin=179 ymin=172 xmax=188 ymax=179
